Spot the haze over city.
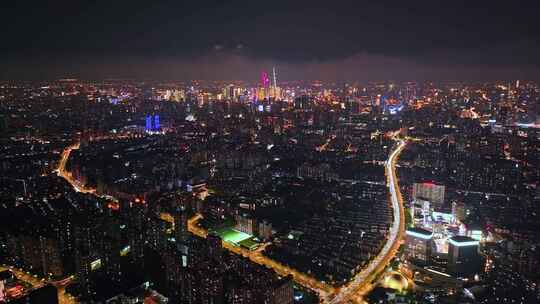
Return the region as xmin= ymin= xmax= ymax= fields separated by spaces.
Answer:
xmin=1 ymin=1 xmax=540 ymax=80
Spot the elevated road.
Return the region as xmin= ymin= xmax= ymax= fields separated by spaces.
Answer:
xmin=329 ymin=139 xmax=407 ymax=303
xmin=57 ymin=138 xmax=407 ymax=304
xmin=56 ymin=142 xmax=96 ymax=194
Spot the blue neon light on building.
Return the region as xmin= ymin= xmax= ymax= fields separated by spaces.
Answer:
xmin=145 ymin=115 xmax=152 ymax=131
xmin=154 ymin=114 xmax=160 ymax=130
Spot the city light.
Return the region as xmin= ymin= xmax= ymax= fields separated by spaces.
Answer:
xmin=406 ymin=230 xmax=433 ymax=240
xmin=448 ymin=239 xmax=479 ymax=247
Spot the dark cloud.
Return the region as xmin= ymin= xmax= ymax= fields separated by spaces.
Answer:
xmin=1 ymin=0 xmax=539 ymax=80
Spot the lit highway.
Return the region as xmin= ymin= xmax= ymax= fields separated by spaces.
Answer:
xmin=0 ymin=265 xmax=76 ymax=304
xmin=6 ymin=142 xmax=80 ymax=303
xmin=57 ymin=138 xmax=407 ymax=304
xmin=328 ymin=138 xmax=407 ymax=304
xmin=57 ymin=141 xmax=336 ymax=300
xmin=57 ymin=142 xmax=96 ymax=194
xmin=187 ymin=215 xmax=336 ymax=299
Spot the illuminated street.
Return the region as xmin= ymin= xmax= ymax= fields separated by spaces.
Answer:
xmin=187 ymin=215 xmax=336 ymax=299
xmin=2 ymin=2 xmax=539 ymax=303
xmin=56 ymin=142 xmax=96 ymax=194
xmin=0 ymin=265 xmax=76 ymax=304
xmin=58 ymin=137 xmax=407 ymax=304
xmin=328 ymin=139 xmax=407 ymax=303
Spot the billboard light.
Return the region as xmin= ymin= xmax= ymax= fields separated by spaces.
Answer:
xmin=449 ymin=239 xmax=479 ymax=247
xmin=406 ymin=230 xmax=433 ymax=240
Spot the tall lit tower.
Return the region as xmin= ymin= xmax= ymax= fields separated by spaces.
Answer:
xmin=154 ymin=114 xmax=160 ymax=130
xmin=272 ymin=67 xmax=277 ymax=90
xmin=260 ymin=71 xmax=270 ymax=88
xmin=145 ymin=115 xmax=152 ymax=132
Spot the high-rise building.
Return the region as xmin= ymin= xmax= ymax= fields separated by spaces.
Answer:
xmin=154 ymin=114 xmax=160 ymax=130
xmin=128 ymin=203 xmax=147 ymax=264
xmin=74 ymin=248 xmax=93 ymax=298
xmin=147 ymin=216 xmax=168 ymax=252
xmin=145 ymin=115 xmax=152 ymax=132
xmin=39 ymin=236 xmax=64 ymax=278
xmin=405 ymin=228 xmax=433 ymax=266
xmin=102 ymin=237 xmax=122 ymax=283
xmin=272 ymin=275 xmax=294 ymax=304
xmin=413 ymin=182 xmax=446 ymax=211
xmin=161 ymin=245 xmax=194 ymax=303
xmin=258 ymin=220 xmax=272 ymax=241
xmin=206 ymin=234 xmax=222 ymax=262
xmin=447 ymin=236 xmax=481 ymax=278
xmin=173 ymin=207 xmax=189 ymax=244
xmin=234 ymin=213 xmax=257 ymax=235
xmin=0 ymin=281 xmax=4 ymax=303
xmin=198 ymin=266 xmax=224 ymax=304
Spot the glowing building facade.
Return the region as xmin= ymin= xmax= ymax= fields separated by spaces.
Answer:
xmin=405 ymin=227 xmax=433 ymax=266
xmin=447 ymin=236 xmax=481 ymax=278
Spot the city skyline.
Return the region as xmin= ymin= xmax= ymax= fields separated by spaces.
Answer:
xmin=0 ymin=2 xmax=539 ymax=304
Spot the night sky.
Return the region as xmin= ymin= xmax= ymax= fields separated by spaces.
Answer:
xmin=1 ymin=0 xmax=539 ymax=81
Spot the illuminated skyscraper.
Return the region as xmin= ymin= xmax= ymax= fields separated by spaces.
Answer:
xmin=145 ymin=115 xmax=152 ymax=132
xmin=103 ymin=236 xmax=122 ymax=283
xmin=154 ymin=114 xmax=160 ymax=130
xmin=447 ymin=236 xmax=481 ymax=277
xmin=147 ymin=216 xmax=168 ymax=251
xmin=413 ymin=182 xmax=446 ymax=211
xmin=380 ymin=96 xmax=387 ymax=113
xmin=260 ymin=71 xmax=270 ymax=88
xmin=272 ymin=67 xmax=277 ymax=90
xmin=173 ymin=207 xmax=189 ymax=244
xmin=128 ymin=203 xmax=147 ymax=264
xmin=405 ymin=228 xmax=433 ymax=266
xmin=74 ymin=247 xmax=93 ymax=298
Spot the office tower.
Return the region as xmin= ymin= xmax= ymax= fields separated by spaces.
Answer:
xmin=0 ymin=282 xmax=4 ymax=303
xmin=447 ymin=236 xmax=481 ymax=278
xmin=452 ymin=201 xmax=467 ymax=223
xmin=272 ymin=275 xmax=294 ymax=304
xmin=102 ymin=236 xmax=122 ymax=283
xmin=145 ymin=115 xmax=152 ymax=132
xmin=75 ymin=248 xmax=93 ymax=298
xmin=206 ymin=233 xmax=222 ymax=262
xmin=161 ymin=246 xmax=193 ymax=303
xmin=173 ymin=207 xmax=189 ymax=244
xmin=413 ymin=182 xmax=446 ymax=211
xmin=258 ymin=220 xmax=272 ymax=241
xmin=411 ymin=198 xmax=430 ymax=227
xmin=147 ymin=216 xmax=168 ymax=251
xmin=39 ymin=236 xmax=64 ymax=278
xmin=198 ymin=266 xmax=224 ymax=304
xmin=405 ymin=228 xmax=433 ymax=266
xmin=380 ymin=95 xmax=387 ymax=113
xmin=154 ymin=114 xmax=160 ymax=130
xmin=226 ymin=286 xmax=255 ymax=304
xmin=234 ymin=213 xmax=257 ymax=235
xmin=20 ymin=234 xmax=42 ymax=274
xmin=128 ymin=203 xmax=147 ymax=264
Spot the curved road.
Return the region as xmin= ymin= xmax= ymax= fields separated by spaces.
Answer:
xmin=329 ymin=139 xmax=407 ymax=303
xmin=57 ymin=139 xmax=407 ymax=304
xmin=57 ymin=142 xmax=96 ymax=194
